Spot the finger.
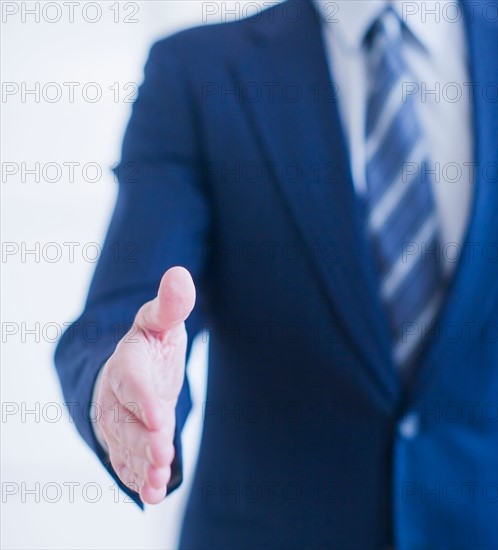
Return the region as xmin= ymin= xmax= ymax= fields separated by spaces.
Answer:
xmin=136 ymin=266 xmax=196 ymax=335
xmin=140 ymin=483 xmax=167 ymax=505
xmin=146 ymin=465 xmax=171 ymax=490
xmin=108 ymin=434 xmax=171 ymax=490
xmin=101 ymin=399 xmax=174 ymax=467
xmin=110 ymin=449 xmax=167 ymax=504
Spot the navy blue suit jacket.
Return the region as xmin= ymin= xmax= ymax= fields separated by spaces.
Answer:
xmin=55 ymin=1 xmax=497 ymax=548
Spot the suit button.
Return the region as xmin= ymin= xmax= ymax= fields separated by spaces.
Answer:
xmin=399 ymin=412 xmax=419 ymax=439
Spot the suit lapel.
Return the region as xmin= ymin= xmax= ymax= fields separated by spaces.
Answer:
xmin=229 ymin=0 xmax=399 ymax=400
xmin=412 ymin=0 xmax=498 ymax=396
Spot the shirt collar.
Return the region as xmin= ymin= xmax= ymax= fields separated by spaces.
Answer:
xmin=313 ymin=1 xmax=386 ymax=51
xmin=312 ymin=0 xmax=455 ymax=55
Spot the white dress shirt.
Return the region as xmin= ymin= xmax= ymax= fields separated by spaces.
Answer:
xmin=313 ymin=0 xmax=474 ymax=273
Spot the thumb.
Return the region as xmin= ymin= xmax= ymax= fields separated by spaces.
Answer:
xmin=136 ymin=266 xmax=196 ymax=334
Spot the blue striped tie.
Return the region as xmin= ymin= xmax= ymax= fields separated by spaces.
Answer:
xmin=364 ymin=8 xmax=444 ymax=370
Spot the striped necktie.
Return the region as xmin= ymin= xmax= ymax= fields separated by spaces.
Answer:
xmin=364 ymin=8 xmax=445 ymax=370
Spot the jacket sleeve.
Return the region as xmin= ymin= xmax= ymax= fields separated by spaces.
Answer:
xmin=54 ymin=37 xmax=212 ymax=507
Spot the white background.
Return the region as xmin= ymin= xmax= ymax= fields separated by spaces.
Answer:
xmin=1 ymin=2 xmax=278 ymax=548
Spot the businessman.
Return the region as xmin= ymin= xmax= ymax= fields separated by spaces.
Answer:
xmin=55 ymin=1 xmax=498 ymax=548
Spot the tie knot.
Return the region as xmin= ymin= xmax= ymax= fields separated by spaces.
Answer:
xmin=364 ymin=7 xmax=403 ymax=51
